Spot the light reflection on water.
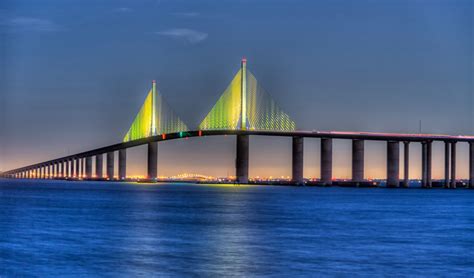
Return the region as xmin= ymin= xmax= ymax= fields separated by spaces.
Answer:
xmin=1 ymin=179 xmax=473 ymax=276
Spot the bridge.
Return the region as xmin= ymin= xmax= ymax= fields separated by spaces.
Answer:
xmin=2 ymin=59 xmax=474 ymax=189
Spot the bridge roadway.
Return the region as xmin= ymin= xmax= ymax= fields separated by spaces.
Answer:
xmin=2 ymin=129 xmax=474 ymax=188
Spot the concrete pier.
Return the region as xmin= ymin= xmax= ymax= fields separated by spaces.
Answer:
xmin=106 ymin=152 xmax=114 ymax=180
xmin=119 ymin=149 xmax=126 ymax=180
xmin=85 ymin=157 xmax=92 ymax=179
xmin=147 ymin=142 xmax=158 ymax=180
xmin=352 ymin=139 xmax=364 ymax=184
xmin=450 ymin=142 xmax=456 ymax=188
xmin=66 ymin=160 xmax=70 ymax=178
xmin=320 ymin=138 xmax=333 ymax=185
xmin=387 ymin=141 xmax=400 ymax=187
xmin=470 ymin=142 xmax=474 ymax=189
xmin=292 ymin=136 xmax=304 ymax=185
xmin=75 ymin=158 xmax=80 ymax=178
xmin=403 ymin=142 xmax=409 ymax=187
xmin=96 ymin=154 xmax=103 ymax=178
xmin=236 ymin=135 xmax=249 ymax=184
xmin=82 ymin=158 xmax=85 ymax=178
xmin=59 ymin=162 xmax=64 ymax=178
xmin=421 ymin=142 xmax=427 ymax=188
xmin=427 ymin=142 xmax=432 ymax=188
xmin=445 ymin=142 xmax=450 ymax=188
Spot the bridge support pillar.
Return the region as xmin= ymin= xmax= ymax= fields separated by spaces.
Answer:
xmin=403 ymin=142 xmax=409 ymax=187
xmin=450 ymin=142 xmax=457 ymax=188
xmin=85 ymin=157 xmax=92 ymax=179
xmin=119 ymin=149 xmax=127 ymax=180
xmin=147 ymin=142 xmax=158 ymax=180
xmin=469 ymin=142 xmax=474 ymax=189
xmin=59 ymin=162 xmax=63 ymax=178
xmin=387 ymin=141 xmax=400 ymax=188
xmin=75 ymin=159 xmax=79 ymax=178
xmin=107 ymin=152 xmax=114 ymax=180
xmin=236 ymin=135 xmax=249 ymax=184
xmin=352 ymin=139 xmax=364 ymax=184
xmin=427 ymin=141 xmax=432 ymax=188
xmin=96 ymin=154 xmax=103 ymax=179
xmin=82 ymin=158 xmax=85 ymax=178
xmin=45 ymin=165 xmax=49 ymax=179
xmin=292 ymin=136 xmax=304 ymax=185
xmin=444 ymin=142 xmax=450 ymax=188
xmin=67 ymin=160 xmax=71 ymax=178
xmin=321 ymin=138 xmax=333 ymax=185
xmin=421 ymin=142 xmax=427 ymax=188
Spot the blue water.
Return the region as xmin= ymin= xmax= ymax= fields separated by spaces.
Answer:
xmin=1 ymin=179 xmax=473 ymax=277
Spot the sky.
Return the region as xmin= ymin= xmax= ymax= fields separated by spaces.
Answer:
xmin=0 ymin=0 xmax=473 ymax=179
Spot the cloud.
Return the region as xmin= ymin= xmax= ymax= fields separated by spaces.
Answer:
xmin=115 ymin=7 xmax=132 ymax=13
xmin=3 ymin=17 xmax=60 ymax=32
xmin=155 ymin=28 xmax=208 ymax=44
xmin=172 ymin=12 xmax=199 ymax=17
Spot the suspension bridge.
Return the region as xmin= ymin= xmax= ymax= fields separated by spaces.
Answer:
xmin=2 ymin=59 xmax=474 ymax=188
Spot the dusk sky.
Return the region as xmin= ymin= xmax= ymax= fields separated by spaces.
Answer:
xmin=1 ymin=0 xmax=472 ymax=178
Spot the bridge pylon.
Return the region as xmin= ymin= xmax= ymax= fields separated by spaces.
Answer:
xmin=123 ymin=81 xmax=188 ymax=142
xmin=199 ymin=58 xmax=296 ymax=132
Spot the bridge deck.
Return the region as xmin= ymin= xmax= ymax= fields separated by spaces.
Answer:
xmin=3 ymin=129 xmax=474 ymax=174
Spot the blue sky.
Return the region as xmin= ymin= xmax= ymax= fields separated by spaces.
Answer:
xmin=1 ymin=0 xmax=472 ymax=178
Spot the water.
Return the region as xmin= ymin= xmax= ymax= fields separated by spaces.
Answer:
xmin=1 ymin=179 xmax=473 ymax=277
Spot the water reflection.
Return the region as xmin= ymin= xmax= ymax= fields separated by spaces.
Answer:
xmin=1 ymin=180 xmax=473 ymax=276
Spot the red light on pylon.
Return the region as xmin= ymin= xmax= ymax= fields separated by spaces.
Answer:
xmin=162 ymin=134 xmax=166 ymax=140
xmin=198 ymin=130 xmax=202 ymax=136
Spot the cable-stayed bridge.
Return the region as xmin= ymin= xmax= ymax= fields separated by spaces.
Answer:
xmin=2 ymin=59 xmax=474 ymax=188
